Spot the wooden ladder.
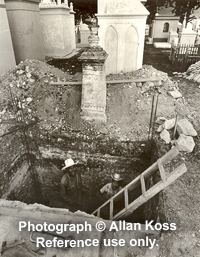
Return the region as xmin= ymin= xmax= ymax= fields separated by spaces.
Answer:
xmin=92 ymin=147 xmax=187 ymax=221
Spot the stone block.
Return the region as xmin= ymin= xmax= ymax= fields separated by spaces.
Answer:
xmin=176 ymin=134 xmax=195 ymax=153
xmin=177 ymin=119 xmax=197 ymax=137
xmin=164 ymin=118 xmax=176 ymax=130
xmin=160 ymin=129 xmax=171 ymax=144
xmin=168 ymin=90 xmax=182 ymax=99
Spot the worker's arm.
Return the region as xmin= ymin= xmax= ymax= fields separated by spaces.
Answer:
xmin=100 ymin=184 xmax=110 ymax=200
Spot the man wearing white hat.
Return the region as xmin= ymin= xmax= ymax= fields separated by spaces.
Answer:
xmin=100 ymin=173 xmax=123 ymax=200
xmin=60 ymin=158 xmax=82 ymax=211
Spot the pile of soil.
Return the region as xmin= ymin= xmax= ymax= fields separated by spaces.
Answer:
xmin=0 ymin=59 xmax=182 ymax=142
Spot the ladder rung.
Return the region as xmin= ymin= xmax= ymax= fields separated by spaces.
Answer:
xmin=157 ymin=158 xmax=167 ymax=182
xmin=109 ymin=199 xmax=113 ymax=220
xmin=124 ymin=187 xmax=129 ymax=209
xmin=140 ymin=174 xmax=146 ymax=197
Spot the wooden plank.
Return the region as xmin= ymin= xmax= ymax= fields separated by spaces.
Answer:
xmin=124 ymin=187 xmax=129 ymax=209
xmin=124 ymin=176 xmax=141 ymax=192
xmin=109 ymin=199 xmax=113 ymax=220
xmin=106 ymin=78 xmax=161 ymax=84
xmin=142 ymin=146 xmax=179 ymax=178
xmin=157 ymin=158 xmax=167 ymax=182
xmin=50 ymin=81 xmax=82 ymax=85
xmin=114 ymin=163 xmax=187 ymax=220
xmin=140 ymin=174 xmax=146 ymax=197
xmin=50 ymin=77 xmax=162 ymax=86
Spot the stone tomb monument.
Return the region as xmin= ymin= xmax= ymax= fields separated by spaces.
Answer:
xmin=39 ymin=0 xmax=76 ymax=58
xmin=5 ymin=0 xmax=45 ymax=64
xmin=0 ymin=0 xmax=16 ymax=75
xmin=178 ymin=16 xmax=198 ymax=46
xmin=96 ymin=0 xmax=149 ymax=75
xmin=79 ymin=25 xmax=108 ymax=123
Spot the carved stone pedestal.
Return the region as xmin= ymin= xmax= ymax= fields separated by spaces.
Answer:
xmin=79 ymin=27 xmax=108 ymax=123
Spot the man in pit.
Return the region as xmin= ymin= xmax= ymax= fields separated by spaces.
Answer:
xmin=60 ymin=158 xmax=82 ymax=212
xmin=100 ymin=173 xmax=123 ymax=200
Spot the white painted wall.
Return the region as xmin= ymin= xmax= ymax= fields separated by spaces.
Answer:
xmin=97 ymin=0 xmax=149 ymax=75
xmin=97 ymin=15 xmax=147 ymax=74
xmin=153 ymin=18 xmax=179 ymax=40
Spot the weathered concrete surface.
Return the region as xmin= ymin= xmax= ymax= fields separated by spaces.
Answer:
xmin=0 ymin=200 xmax=160 ymax=257
xmin=79 ymin=45 xmax=108 ymax=123
xmin=5 ymin=0 xmax=45 ymax=64
xmin=0 ymin=0 xmax=16 ymax=75
xmin=97 ymin=0 xmax=149 ymax=75
xmin=40 ymin=3 xmax=76 ymax=58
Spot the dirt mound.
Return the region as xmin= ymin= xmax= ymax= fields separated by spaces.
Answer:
xmin=0 ymin=60 xmax=186 ymax=142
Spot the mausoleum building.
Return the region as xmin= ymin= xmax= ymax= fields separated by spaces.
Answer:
xmin=96 ymin=0 xmax=149 ymax=75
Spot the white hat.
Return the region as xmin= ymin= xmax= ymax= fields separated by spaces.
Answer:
xmin=111 ymin=173 xmax=122 ymax=181
xmin=61 ymin=158 xmax=79 ymax=170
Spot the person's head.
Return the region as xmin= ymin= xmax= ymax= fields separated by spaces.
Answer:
xmin=67 ymin=166 xmax=76 ymax=177
xmin=111 ymin=173 xmax=122 ymax=190
xmin=62 ymin=158 xmax=79 ymax=176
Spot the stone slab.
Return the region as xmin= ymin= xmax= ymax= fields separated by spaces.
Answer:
xmin=153 ymin=42 xmax=171 ymax=49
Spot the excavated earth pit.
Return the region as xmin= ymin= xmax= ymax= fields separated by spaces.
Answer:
xmin=0 ymin=57 xmax=194 ymax=256
xmin=0 ymin=128 xmax=159 ymax=224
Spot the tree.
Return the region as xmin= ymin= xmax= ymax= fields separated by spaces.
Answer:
xmin=145 ymin=0 xmax=200 ymax=24
xmin=174 ymin=0 xmax=200 ymax=23
xmin=145 ymin=0 xmax=173 ymax=23
xmin=71 ymin=0 xmax=97 ymax=24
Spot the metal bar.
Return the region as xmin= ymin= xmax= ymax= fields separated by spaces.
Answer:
xmin=151 ymin=92 xmax=159 ymax=140
xmin=148 ymin=94 xmax=155 ymax=140
xmin=173 ymin=112 xmax=179 ymax=139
